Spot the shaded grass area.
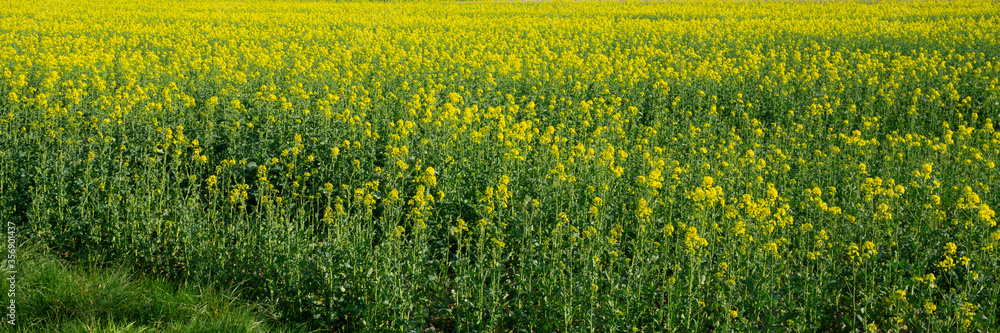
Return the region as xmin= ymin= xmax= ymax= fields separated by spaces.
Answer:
xmin=7 ymin=241 xmax=307 ymax=333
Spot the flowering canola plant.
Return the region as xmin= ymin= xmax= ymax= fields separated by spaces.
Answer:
xmin=1 ymin=0 xmax=998 ymax=331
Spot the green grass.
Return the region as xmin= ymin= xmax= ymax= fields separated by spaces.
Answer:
xmin=7 ymin=242 xmax=300 ymax=333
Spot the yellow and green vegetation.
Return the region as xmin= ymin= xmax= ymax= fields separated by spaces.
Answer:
xmin=1 ymin=0 xmax=998 ymax=331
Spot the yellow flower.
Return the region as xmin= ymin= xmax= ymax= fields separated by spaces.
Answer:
xmin=893 ymin=289 xmax=906 ymax=301
xmin=938 ymin=255 xmax=955 ymax=271
xmin=945 ymin=242 xmax=957 ymax=255
xmin=764 ymin=242 xmax=780 ymax=258
xmin=684 ymin=227 xmax=708 ymax=255
xmin=424 ymin=166 xmax=437 ymax=186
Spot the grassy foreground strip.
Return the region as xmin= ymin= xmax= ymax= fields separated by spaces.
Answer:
xmin=6 ymin=242 xmax=288 ymax=333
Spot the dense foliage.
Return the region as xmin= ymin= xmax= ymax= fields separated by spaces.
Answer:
xmin=2 ymin=0 xmax=999 ymax=331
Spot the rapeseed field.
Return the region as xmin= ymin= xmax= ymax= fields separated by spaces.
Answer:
xmin=1 ymin=0 xmax=998 ymax=331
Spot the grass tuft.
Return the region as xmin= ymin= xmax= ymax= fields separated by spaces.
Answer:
xmin=10 ymin=242 xmax=294 ymax=333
